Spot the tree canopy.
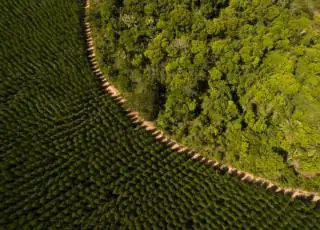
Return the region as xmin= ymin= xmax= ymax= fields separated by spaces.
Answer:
xmin=90 ymin=0 xmax=320 ymax=191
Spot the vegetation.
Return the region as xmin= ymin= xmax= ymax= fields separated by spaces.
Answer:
xmin=0 ymin=0 xmax=320 ymax=228
xmin=89 ymin=0 xmax=320 ymax=191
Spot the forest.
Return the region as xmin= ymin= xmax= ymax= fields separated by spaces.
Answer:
xmin=89 ymin=0 xmax=320 ymax=190
xmin=1 ymin=0 xmax=320 ymax=228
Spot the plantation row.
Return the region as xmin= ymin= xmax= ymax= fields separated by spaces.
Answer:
xmin=0 ymin=0 xmax=319 ymax=228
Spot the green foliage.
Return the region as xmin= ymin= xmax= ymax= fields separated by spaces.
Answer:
xmin=1 ymin=0 xmax=320 ymax=228
xmin=90 ymin=0 xmax=320 ymax=191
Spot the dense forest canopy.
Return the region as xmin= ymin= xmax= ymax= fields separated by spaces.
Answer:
xmin=89 ymin=0 xmax=320 ymax=190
